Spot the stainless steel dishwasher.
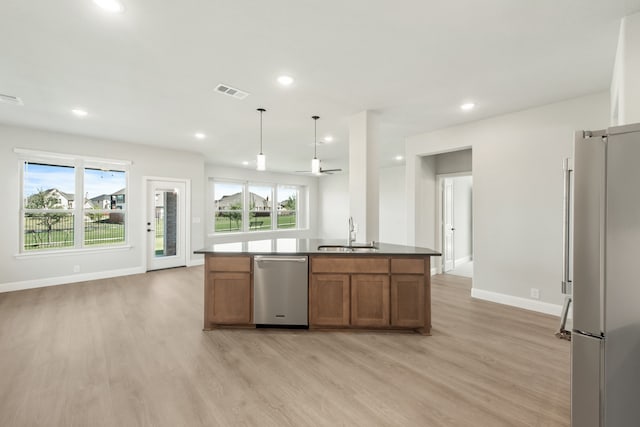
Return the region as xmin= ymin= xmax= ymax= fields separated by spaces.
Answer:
xmin=253 ymin=255 xmax=308 ymax=326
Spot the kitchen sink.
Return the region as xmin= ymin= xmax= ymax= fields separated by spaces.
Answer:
xmin=317 ymin=245 xmax=378 ymax=253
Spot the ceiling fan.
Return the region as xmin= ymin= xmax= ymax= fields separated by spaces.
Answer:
xmin=295 ymin=115 xmax=343 ymax=175
xmin=295 ymin=165 xmax=343 ymax=175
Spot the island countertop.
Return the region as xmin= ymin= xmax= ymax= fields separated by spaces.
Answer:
xmin=194 ymin=238 xmax=441 ymax=256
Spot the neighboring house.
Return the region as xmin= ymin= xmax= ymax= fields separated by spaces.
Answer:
xmin=26 ymin=188 xmax=76 ymax=209
xmin=29 ymin=188 xmax=125 ymax=210
xmin=216 ymin=192 xmax=269 ymax=211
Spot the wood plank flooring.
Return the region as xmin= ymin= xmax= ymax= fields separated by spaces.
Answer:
xmin=0 ymin=268 xmax=570 ymax=426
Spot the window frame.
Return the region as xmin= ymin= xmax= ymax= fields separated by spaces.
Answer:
xmin=16 ymin=149 xmax=131 ymax=254
xmin=211 ymin=178 xmax=304 ymax=235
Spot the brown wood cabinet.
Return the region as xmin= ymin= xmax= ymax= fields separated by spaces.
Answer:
xmin=351 ymin=274 xmax=390 ymax=327
xmin=309 ymin=274 xmax=350 ymax=326
xmin=204 ymin=256 xmax=252 ymax=329
xmin=202 ymin=252 xmax=432 ymax=334
xmin=390 ymin=274 xmax=425 ymax=327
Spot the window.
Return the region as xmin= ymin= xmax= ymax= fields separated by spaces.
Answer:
xmin=248 ymin=184 xmax=272 ymax=232
xmin=212 ymin=180 xmax=303 ymax=234
xmin=277 ymin=185 xmax=298 ymax=229
xmin=20 ymin=151 xmax=129 ymax=252
xmin=214 ymin=181 xmax=243 ymax=233
xmin=83 ymin=167 xmax=126 ymax=246
xmin=23 ymin=163 xmax=75 ymax=250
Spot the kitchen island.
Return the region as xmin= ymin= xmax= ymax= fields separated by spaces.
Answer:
xmin=195 ymin=239 xmax=441 ymax=334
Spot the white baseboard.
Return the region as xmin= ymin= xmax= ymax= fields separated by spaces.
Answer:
xmin=0 ymin=266 xmax=145 ymax=294
xmin=471 ymin=288 xmax=566 ymax=317
xmin=430 ymin=267 xmax=437 ymax=276
xmin=187 ymin=258 xmax=204 ymax=267
xmin=455 ymin=255 xmax=472 ymax=265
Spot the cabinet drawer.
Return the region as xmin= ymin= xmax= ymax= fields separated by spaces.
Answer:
xmin=311 ymin=257 xmax=389 ymax=274
xmin=208 ymin=256 xmax=251 ymax=272
xmin=391 ymin=258 xmax=425 ymax=274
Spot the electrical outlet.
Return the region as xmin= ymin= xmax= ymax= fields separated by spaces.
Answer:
xmin=73 ymin=265 xmax=80 ymax=273
xmin=530 ymin=288 xmax=540 ymax=299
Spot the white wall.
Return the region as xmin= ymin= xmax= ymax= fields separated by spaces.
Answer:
xmin=379 ymin=165 xmax=406 ymax=245
xmin=406 ymin=92 xmax=609 ymax=314
xmin=452 ymin=175 xmax=473 ymax=262
xmin=0 ymin=123 xmax=205 ymax=291
xmin=317 ymin=173 xmax=349 ymax=239
xmin=205 ymin=165 xmax=319 ymax=244
xmin=435 ymin=149 xmax=472 ymax=175
xmin=611 ymin=12 xmax=640 ymax=125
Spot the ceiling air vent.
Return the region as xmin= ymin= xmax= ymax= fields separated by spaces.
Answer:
xmin=215 ymin=83 xmax=249 ymax=100
xmin=0 ymin=93 xmax=24 ymax=106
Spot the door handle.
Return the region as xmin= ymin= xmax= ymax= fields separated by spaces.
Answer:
xmin=147 ymin=229 xmax=155 ymax=232
xmin=561 ymin=158 xmax=573 ymax=295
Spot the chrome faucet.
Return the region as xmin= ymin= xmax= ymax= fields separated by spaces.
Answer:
xmin=348 ymin=216 xmax=356 ymax=245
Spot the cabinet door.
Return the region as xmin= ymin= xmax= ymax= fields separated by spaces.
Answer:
xmin=207 ymin=272 xmax=251 ymax=324
xmin=351 ymin=275 xmax=390 ymax=327
xmin=310 ymin=274 xmax=350 ymax=326
xmin=391 ymin=275 xmax=425 ymax=327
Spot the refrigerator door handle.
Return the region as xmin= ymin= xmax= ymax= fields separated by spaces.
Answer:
xmin=562 ymin=158 xmax=573 ymax=295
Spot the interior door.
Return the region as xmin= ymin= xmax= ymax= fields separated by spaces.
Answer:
xmin=443 ymin=179 xmax=455 ymax=272
xmin=147 ymin=180 xmax=186 ymax=271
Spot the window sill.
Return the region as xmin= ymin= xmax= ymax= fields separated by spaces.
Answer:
xmin=207 ymin=228 xmax=308 ymax=239
xmin=14 ymin=245 xmax=133 ymax=259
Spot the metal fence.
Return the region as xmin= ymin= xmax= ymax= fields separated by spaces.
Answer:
xmin=24 ymin=212 xmax=125 ymax=250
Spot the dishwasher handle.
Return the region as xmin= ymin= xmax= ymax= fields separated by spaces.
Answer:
xmin=254 ymin=256 xmax=308 ymax=263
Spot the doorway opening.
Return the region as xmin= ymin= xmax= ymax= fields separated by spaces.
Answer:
xmin=145 ymin=178 xmax=189 ymax=271
xmin=437 ymin=173 xmax=473 ymax=278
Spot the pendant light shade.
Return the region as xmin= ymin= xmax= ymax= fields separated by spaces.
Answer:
xmin=311 ymin=115 xmax=321 ymax=175
xmin=311 ymin=157 xmax=320 ymax=175
xmin=256 ymin=108 xmax=266 ymax=171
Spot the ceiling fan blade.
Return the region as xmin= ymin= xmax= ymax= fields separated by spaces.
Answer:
xmin=320 ymin=168 xmax=342 ymax=173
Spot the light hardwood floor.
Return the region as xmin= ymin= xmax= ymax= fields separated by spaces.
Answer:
xmin=0 ymin=268 xmax=570 ymax=427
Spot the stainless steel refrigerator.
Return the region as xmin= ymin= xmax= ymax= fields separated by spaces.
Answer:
xmin=571 ymin=123 xmax=640 ymax=427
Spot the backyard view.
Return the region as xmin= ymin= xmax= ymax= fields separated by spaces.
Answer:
xmin=23 ymin=162 xmax=127 ymax=250
xmin=214 ymin=182 xmax=297 ymax=232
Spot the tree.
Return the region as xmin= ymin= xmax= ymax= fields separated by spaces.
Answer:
xmin=282 ymin=194 xmax=296 ymax=211
xmin=25 ymin=188 xmax=68 ymax=247
xmin=219 ymin=202 xmax=242 ymax=231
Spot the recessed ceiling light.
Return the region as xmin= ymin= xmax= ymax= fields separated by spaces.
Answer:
xmin=460 ymin=102 xmax=475 ymax=111
xmin=277 ymin=75 xmax=294 ymax=86
xmin=72 ymin=109 xmax=88 ymax=117
xmin=394 ymin=155 xmax=404 ymax=161
xmin=242 ymin=161 xmax=249 ymax=166
xmin=324 ymin=135 xmax=334 ymax=142
xmin=194 ymin=132 xmax=206 ymax=140
xmin=93 ymin=0 xmax=124 ymax=13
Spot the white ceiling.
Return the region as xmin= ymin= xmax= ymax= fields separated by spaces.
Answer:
xmin=1 ymin=0 xmax=639 ymax=173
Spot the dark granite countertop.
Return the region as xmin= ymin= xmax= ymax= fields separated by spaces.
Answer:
xmin=194 ymin=238 xmax=441 ymax=256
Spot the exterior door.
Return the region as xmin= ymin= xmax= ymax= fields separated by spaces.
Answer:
xmin=443 ymin=179 xmax=455 ymax=272
xmin=147 ymin=180 xmax=186 ymax=271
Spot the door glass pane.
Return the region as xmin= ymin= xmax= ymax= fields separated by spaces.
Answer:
xmin=154 ymin=190 xmax=178 ymax=257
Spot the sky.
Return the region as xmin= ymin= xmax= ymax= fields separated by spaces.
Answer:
xmin=24 ymin=163 xmax=126 ymax=199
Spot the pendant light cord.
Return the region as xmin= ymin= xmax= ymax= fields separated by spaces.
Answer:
xmin=312 ymin=115 xmax=320 ymax=159
xmin=257 ymin=108 xmax=266 ymax=155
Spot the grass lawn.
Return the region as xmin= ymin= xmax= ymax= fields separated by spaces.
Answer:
xmin=214 ymin=213 xmax=296 ymax=232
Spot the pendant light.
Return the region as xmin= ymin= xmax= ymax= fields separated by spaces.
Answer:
xmin=256 ymin=108 xmax=266 ymax=171
xmin=311 ymin=115 xmax=321 ymax=175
